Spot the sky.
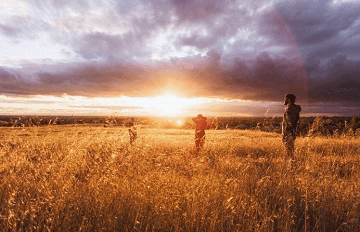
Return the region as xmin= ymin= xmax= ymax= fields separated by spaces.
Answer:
xmin=1 ymin=0 xmax=360 ymax=117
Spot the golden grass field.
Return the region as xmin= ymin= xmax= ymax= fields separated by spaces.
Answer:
xmin=1 ymin=125 xmax=360 ymax=231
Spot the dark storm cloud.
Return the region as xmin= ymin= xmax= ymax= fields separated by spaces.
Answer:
xmin=0 ymin=67 xmax=36 ymax=95
xmin=276 ymin=0 xmax=360 ymax=60
xmin=170 ymin=0 xmax=228 ymax=22
xmin=64 ymin=1 xmax=173 ymax=60
xmin=0 ymin=50 xmax=308 ymax=102
xmin=0 ymin=49 xmax=359 ymax=113
xmin=308 ymin=54 xmax=360 ymax=103
xmin=182 ymin=50 xmax=309 ymax=102
xmin=1 ymin=0 xmax=360 ymax=115
xmin=1 ymin=0 xmax=268 ymax=60
xmin=255 ymin=6 xmax=298 ymax=55
xmin=171 ymin=1 xmax=257 ymax=55
xmin=57 ymin=0 xmax=249 ymax=60
xmin=274 ymin=0 xmax=360 ymax=106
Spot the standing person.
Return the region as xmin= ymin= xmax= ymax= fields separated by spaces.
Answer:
xmin=192 ymin=114 xmax=207 ymax=153
xmin=282 ymin=94 xmax=302 ymax=164
xmin=128 ymin=118 xmax=137 ymax=145
xmin=211 ymin=117 xmax=219 ymax=130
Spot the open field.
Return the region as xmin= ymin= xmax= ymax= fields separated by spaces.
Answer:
xmin=1 ymin=126 xmax=360 ymax=231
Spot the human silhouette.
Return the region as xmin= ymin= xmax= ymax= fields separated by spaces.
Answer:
xmin=282 ymin=94 xmax=301 ymax=165
xmin=128 ymin=118 xmax=137 ymax=145
xmin=192 ymin=114 xmax=207 ymax=153
xmin=211 ymin=117 xmax=219 ymax=130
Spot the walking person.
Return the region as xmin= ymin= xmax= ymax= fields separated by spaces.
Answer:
xmin=282 ymin=94 xmax=301 ymax=166
xmin=192 ymin=114 xmax=207 ymax=153
xmin=128 ymin=118 xmax=137 ymax=145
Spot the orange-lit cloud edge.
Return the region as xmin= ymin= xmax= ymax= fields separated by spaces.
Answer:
xmin=2 ymin=94 xmax=354 ymax=118
xmin=0 ymin=94 xmax=258 ymax=117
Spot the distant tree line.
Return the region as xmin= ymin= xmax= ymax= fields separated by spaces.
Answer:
xmin=1 ymin=114 xmax=360 ymax=136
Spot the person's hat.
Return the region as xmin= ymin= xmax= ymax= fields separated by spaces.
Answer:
xmin=285 ymin=94 xmax=296 ymax=102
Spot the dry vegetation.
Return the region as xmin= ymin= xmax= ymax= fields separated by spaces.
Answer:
xmin=1 ymin=125 xmax=360 ymax=231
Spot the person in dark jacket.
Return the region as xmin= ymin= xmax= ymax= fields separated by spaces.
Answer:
xmin=282 ymin=94 xmax=302 ymax=161
xmin=192 ymin=114 xmax=207 ymax=153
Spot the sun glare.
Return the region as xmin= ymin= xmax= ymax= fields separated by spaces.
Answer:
xmin=145 ymin=94 xmax=192 ymax=116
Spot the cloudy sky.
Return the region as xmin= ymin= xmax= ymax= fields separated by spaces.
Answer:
xmin=1 ymin=0 xmax=359 ymax=117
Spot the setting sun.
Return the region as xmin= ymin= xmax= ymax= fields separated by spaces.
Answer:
xmin=144 ymin=94 xmax=195 ymax=116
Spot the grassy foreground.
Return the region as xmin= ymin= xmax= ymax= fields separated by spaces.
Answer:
xmin=1 ymin=126 xmax=360 ymax=231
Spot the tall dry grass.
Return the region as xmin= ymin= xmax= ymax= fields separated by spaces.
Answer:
xmin=0 ymin=126 xmax=360 ymax=231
